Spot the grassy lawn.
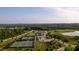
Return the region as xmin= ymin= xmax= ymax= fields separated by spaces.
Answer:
xmin=0 ymin=38 xmax=15 ymax=49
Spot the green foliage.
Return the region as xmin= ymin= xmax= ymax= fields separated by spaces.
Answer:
xmin=47 ymin=30 xmax=79 ymax=44
xmin=0 ymin=38 xmax=15 ymax=49
xmin=0 ymin=28 xmax=25 ymax=42
xmin=65 ymin=46 xmax=74 ymax=51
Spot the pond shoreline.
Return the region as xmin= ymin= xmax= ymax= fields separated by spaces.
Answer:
xmin=62 ymin=31 xmax=79 ymax=36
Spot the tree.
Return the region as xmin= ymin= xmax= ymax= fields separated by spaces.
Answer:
xmin=65 ymin=46 xmax=74 ymax=51
xmin=74 ymin=45 xmax=79 ymax=51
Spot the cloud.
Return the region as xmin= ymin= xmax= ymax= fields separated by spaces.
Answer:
xmin=47 ymin=7 xmax=79 ymax=23
xmin=25 ymin=7 xmax=79 ymax=23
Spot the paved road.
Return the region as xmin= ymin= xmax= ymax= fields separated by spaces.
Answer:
xmin=37 ymin=31 xmax=55 ymax=42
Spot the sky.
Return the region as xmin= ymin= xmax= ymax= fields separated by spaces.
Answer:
xmin=0 ymin=7 xmax=79 ymax=24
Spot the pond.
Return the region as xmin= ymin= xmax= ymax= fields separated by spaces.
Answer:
xmin=62 ymin=31 xmax=79 ymax=36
